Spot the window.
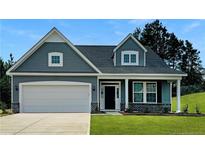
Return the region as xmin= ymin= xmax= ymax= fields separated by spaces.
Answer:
xmin=51 ymin=56 xmax=60 ymax=64
xmin=133 ymin=82 xmax=157 ymax=103
xmin=146 ymin=83 xmax=157 ymax=103
xmin=133 ymin=82 xmax=143 ymax=102
xmin=124 ymin=54 xmax=129 ymax=63
xmin=131 ymin=54 xmax=136 ymax=63
xmin=121 ymin=51 xmax=139 ymax=65
xmin=48 ymin=52 xmax=63 ymax=67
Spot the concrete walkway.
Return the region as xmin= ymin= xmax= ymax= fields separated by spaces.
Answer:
xmin=0 ymin=113 xmax=90 ymax=135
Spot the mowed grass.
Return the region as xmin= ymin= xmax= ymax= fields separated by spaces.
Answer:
xmin=91 ymin=92 xmax=205 ymax=135
xmin=91 ymin=115 xmax=205 ymax=135
xmin=172 ymin=92 xmax=205 ymax=113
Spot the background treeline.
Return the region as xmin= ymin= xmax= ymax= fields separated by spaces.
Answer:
xmin=0 ymin=54 xmax=14 ymax=110
xmin=133 ymin=20 xmax=205 ymax=95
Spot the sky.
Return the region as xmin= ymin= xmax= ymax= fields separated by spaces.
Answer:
xmin=0 ymin=19 xmax=205 ymax=67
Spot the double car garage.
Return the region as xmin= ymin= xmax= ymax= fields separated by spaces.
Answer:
xmin=19 ymin=81 xmax=91 ymax=113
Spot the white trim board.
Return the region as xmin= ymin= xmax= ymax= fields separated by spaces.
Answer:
xmin=6 ymin=27 xmax=101 ymax=74
xmin=113 ymin=34 xmax=147 ymax=53
xmin=8 ymin=72 xmax=186 ymax=77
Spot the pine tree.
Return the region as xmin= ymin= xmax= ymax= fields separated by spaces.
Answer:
xmin=179 ymin=40 xmax=203 ymax=85
xmin=166 ymin=33 xmax=184 ymax=70
xmin=0 ymin=53 xmax=14 ymax=109
xmin=133 ymin=20 xmax=203 ymax=87
xmin=134 ymin=20 xmax=170 ymax=60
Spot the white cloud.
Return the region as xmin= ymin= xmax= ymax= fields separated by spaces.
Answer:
xmin=2 ymin=26 xmax=41 ymax=40
xmin=183 ymin=22 xmax=201 ymax=32
xmin=128 ymin=19 xmax=153 ymax=26
xmin=106 ymin=20 xmax=121 ymax=29
xmin=114 ymin=31 xmax=125 ymax=36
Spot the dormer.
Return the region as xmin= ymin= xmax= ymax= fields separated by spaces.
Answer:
xmin=113 ymin=34 xmax=147 ymax=66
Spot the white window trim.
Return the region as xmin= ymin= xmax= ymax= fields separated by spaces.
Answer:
xmin=48 ymin=52 xmax=63 ymax=67
xmin=121 ymin=50 xmax=139 ymax=65
xmin=132 ymin=81 xmax=157 ymax=104
xmin=132 ymin=81 xmax=144 ymax=103
xmin=146 ymin=82 xmax=157 ymax=104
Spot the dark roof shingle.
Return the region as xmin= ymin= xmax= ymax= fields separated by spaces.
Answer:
xmin=75 ymin=45 xmax=184 ymax=74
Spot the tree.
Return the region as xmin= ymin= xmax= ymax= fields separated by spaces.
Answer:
xmin=134 ymin=20 xmax=170 ymax=60
xmin=179 ymin=40 xmax=203 ymax=85
xmin=0 ymin=53 xmax=14 ymax=110
xmin=133 ymin=20 xmax=203 ymax=88
xmin=133 ymin=27 xmax=142 ymax=41
xmin=166 ymin=33 xmax=184 ymax=70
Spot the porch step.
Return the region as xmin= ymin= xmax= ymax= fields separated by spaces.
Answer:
xmin=105 ymin=112 xmax=122 ymax=115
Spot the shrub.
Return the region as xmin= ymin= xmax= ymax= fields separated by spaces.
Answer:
xmin=144 ymin=107 xmax=150 ymax=113
xmin=0 ymin=101 xmax=7 ymax=114
xmin=182 ymin=104 xmax=189 ymax=113
xmin=181 ymin=84 xmax=205 ymax=96
xmin=126 ymin=107 xmax=133 ymax=113
xmin=163 ymin=107 xmax=169 ymax=113
xmin=196 ymin=104 xmax=201 ymax=114
xmin=95 ymin=105 xmax=99 ymax=112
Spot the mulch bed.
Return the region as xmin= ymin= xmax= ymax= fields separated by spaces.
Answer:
xmin=91 ymin=111 xmax=106 ymax=114
xmin=120 ymin=112 xmax=205 ymax=117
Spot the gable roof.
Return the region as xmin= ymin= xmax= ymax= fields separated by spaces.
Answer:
xmin=76 ymin=45 xmax=185 ymax=75
xmin=113 ymin=34 xmax=147 ymax=53
xmin=7 ymin=27 xmax=101 ymax=74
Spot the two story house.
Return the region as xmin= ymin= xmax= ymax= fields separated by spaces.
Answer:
xmin=7 ymin=27 xmax=186 ymax=113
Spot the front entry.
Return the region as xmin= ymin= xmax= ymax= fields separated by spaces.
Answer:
xmin=105 ymin=86 xmax=115 ymax=109
xmin=100 ymin=81 xmax=121 ymax=111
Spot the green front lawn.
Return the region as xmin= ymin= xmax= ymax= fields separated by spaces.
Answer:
xmin=172 ymin=92 xmax=205 ymax=113
xmin=91 ymin=115 xmax=205 ymax=135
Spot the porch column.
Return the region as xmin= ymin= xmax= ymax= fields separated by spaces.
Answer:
xmin=125 ymin=79 xmax=129 ymax=109
xmin=176 ymin=79 xmax=181 ymax=113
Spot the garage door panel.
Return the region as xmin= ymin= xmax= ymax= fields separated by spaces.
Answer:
xmin=23 ymin=105 xmax=89 ymax=113
xmin=21 ymin=83 xmax=90 ymax=113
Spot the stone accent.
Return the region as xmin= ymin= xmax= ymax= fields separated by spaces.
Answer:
xmin=127 ymin=103 xmax=171 ymax=113
xmin=11 ymin=103 xmax=19 ymax=113
xmin=91 ymin=103 xmax=99 ymax=113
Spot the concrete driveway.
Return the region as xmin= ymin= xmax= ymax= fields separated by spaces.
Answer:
xmin=0 ymin=113 xmax=90 ymax=135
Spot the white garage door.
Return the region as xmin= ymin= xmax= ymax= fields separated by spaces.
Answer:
xmin=20 ymin=81 xmax=91 ymax=113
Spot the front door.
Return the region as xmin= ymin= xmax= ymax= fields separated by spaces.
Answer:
xmin=105 ymin=86 xmax=115 ymax=109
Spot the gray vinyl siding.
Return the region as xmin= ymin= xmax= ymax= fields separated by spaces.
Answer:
xmin=161 ymin=81 xmax=171 ymax=104
xmin=14 ymin=42 xmax=96 ymax=73
xmin=115 ymin=37 xmax=145 ymax=66
xmin=12 ymin=76 xmax=97 ymax=104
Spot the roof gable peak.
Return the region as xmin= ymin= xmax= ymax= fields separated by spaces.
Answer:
xmin=113 ymin=33 xmax=147 ymax=52
xmin=7 ymin=27 xmax=102 ymax=74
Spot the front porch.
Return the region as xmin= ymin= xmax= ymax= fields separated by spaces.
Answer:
xmin=92 ymin=78 xmax=181 ymax=113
